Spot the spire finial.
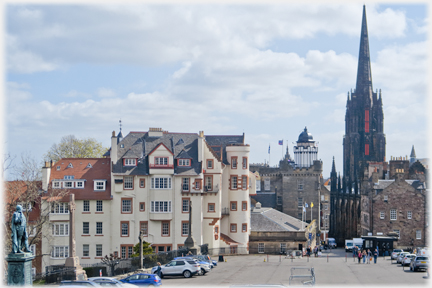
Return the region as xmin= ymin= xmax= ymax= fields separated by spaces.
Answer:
xmin=356 ymin=5 xmax=373 ymax=103
xmin=119 ymin=119 xmax=122 ymax=131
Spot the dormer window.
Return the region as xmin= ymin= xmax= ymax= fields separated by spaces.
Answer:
xmin=155 ymin=157 xmax=168 ymax=165
xmin=56 ymin=166 xmax=61 ymax=171
xmin=94 ymin=180 xmax=106 ymax=191
xmin=67 ymin=163 xmax=73 ymax=168
xmin=178 ymin=159 xmax=191 ymax=166
xmin=124 ymin=159 xmax=137 ymax=166
xmin=86 ymin=163 xmax=93 ymax=168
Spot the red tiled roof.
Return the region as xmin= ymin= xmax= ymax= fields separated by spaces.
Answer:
xmin=220 ymin=233 xmax=240 ymax=245
xmin=49 ymin=158 xmax=111 ymax=201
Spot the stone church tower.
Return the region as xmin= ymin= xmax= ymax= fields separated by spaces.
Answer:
xmin=343 ymin=5 xmax=386 ymax=191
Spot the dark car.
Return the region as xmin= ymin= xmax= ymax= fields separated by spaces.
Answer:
xmin=410 ymin=256 xmax=429 ymax=272
xmin=120 ymin=273 xmax=162 ymax=286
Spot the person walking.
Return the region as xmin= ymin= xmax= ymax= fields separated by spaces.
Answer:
xmin=373 ymin=249 xmax=378 ymax=264
xmin=362 ymin=250 xmax=367 ymax=264
xmin=357 ymin=250 xmax=362 ymax=264
xmin=367 ymin=249 xmax=371 ymax=264
xmin=155 ymin=262 xmax=162 ymax=278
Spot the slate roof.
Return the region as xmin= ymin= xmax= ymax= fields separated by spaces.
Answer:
xmin=251 ymin=193 xmax=276 ymax=209
xmin=205 ymin=134 xmax=244 ymax=165
xmin=373 ymin=179 xmax=423 ymax=191
xmin=113 ymin=131 xmax=242 ymax=175
xmin=251 ymin=206 xmax=307 ymax=232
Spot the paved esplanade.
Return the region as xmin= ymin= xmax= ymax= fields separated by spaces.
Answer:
xmin=156 ymin=249 xmax=429 ymax=287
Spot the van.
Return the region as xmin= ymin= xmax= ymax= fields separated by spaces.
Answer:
xmin=353 ymin=238 xmax=363 ymax=249
xmin=345 ymin=240 xmax=354 ymax=252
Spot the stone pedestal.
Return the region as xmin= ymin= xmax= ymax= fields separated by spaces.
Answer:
xmin=7 ymin=252 xmax=35 ymax=286
xmin=65 ymin=256 xmax=87 ymax=281
xmin=184 ymin=236 xmax=199 ymax=255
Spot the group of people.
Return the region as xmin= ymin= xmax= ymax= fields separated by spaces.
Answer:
xmin=352 ymin=246 xmax=378 ymax=264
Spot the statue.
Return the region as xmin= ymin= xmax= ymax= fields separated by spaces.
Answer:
xmin=11 ymin=205 xmax=30 ymax=254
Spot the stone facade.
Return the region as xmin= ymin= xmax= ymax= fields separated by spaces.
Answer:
xmin=372 ymin=173 xmax=426 ymax=248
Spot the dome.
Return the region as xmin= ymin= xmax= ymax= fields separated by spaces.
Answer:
xmin=297 ymin=127 xmax=314 ymax=143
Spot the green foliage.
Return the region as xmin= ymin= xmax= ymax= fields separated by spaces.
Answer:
xmin=131 ymin=241 xmax=153 ymax=257
xmin=44 ymin=135 xmax=108 ymax=162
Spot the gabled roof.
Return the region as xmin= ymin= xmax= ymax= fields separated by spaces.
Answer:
xmin=204 ymin=135 xmax=244 ymax=165
xmin=251 ymin=206 xmax=307 ymax=232
xmin=49 ymin=158 xmax=111 ymax=200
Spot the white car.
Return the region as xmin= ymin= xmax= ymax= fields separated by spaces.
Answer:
xmin=151 ymin=259 xmax=200 ymax=278
xmin=402 ymin=254 xmax=416 ymax=266
xmin=397 ymin=252 xmax=410 ymax=264
xmin=391 ymin=249 xmax=404 ymax=260
xmin=88 ymin=277 xmax=139 ymax=287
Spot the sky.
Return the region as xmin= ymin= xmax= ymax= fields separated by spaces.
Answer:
xmin=2 ymin=0 xmax=430 ymax=180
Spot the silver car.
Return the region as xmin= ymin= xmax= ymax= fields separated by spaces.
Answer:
xmin=88 ymin=277 xmax=139 ymax=288
xmin=401 ymin=254 xmax=416 ymax=266
xmin=410 ymin=256 xmax=429 ymax=272
xmin=397 ymin=252 xmax=410 ymax=264
xmin=151 ymin=259 xmax=200 ymax=278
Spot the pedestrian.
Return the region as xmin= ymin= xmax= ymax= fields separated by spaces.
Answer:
xmin=353 ymin=246 xmax=357 ymax=259
xmin=373 ymin=249 xmax=378 ymax=264
xmin=357 ymin=250 xmax=362 ymax=264
xmin=367 ymin=249 xmax=371 ymax=264
xmin=362 ymin=250 xmax=367 ymax=264
xmin=314 ymin=247 xmax=318 ymax=257
xmin=307 ymin=246 xmax=311 ymax=257
xmin=155 ymin=262 xmax=162 ymax=278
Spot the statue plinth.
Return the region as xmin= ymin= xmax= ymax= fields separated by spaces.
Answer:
xmin=184 ymin=236 xmax=199 ymax=255
xmin=7 ymin=252 xmax=35 ymax=286
xmin=65 ymin=256 xmax=87 ymax=281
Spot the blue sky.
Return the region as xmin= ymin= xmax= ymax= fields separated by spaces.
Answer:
xmin=3 ymin=1 xmax=430 ymax=179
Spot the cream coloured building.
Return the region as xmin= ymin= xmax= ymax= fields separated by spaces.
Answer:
xmin=40 ymin=128 xmax=255 ymax=272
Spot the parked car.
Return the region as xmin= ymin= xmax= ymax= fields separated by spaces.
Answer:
xmin=60 ymin=281 xmax=102 ymax=287
xmin=397 ymin=252 xmax=410 ymax=264
xmin=402 ymin=254 xmax=416 ymax=266
xmin=151 ymin=259 xmax=200 ymax=278
xmin=391 ymin=249 xmax=404 ymax=260
xmin=174 ymin=257 xmax=211 ymax=275
xmin=88 ymin=277 xmax=139 ymax=287
xmin=212 ymin=259 xmax=218 ymax=267
xmin=191 ymin=255 xmax=214 ymax=268
xmin=410 ymin=256 xmax=429 ymax=272
xmin=119 ymin=273 xmax=162 ymax=286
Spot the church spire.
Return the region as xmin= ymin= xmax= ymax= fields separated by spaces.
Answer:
xmin=355 ymin=5 xmax=373 ymax=104
xmin=330 ymin=157 xmax=337 ymax=192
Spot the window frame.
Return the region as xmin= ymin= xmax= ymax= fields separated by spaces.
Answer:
xmin=51 ymin=246 xmax=69 ymax=259
xmin=258 ymin=243 xmax=264 ymax=253
xmin=139 ymin=178 xmax=145 ymax=188
xmin=242 ymin=157 xmax=247 ymax=169
xmin=230 ymin=201 xmax=237 ymax=211
xmin=139 ymin=202 xmax=145 ymax=212
xmin=181 ymin=221 xmax=189 ymax=237
xmin=96 ymin=244 xmax=103 ymax=257
xmin=242 ymin=201 xmax=247 ymax=211
xmin=208 ymin=203 xmax=215 ymax=212
xmin=83 ymin=244 xmax=89 ymax=257
xmin=96 ymin=222 xmax=103 ymax=235
xmin=407 ymin=211 xmax=412 ymax=220
xmin=380 ymin=212 xmax=385 ymax=219
xmin=178 ymin=159 xmax=191 ymax=166
xmin=242 ymin=175 xmax=248 ymax=190
xmin=124 ymin=176 xmax=134 ymax=190
xmin=207 ymin=159 xmax=213 ymax=169
xmin=242 ymin=223 xmax=247 ymax=233
xmin=140 ymin=221 xmax=148 ymax=237
xmin=161 ymin=221 xmax=170 ymax=237
xmin=121 ymin=198 xmax=133 ymax=214
xmin=151 ymin=201 xmax=172 ymax=213
xmin=231 ymin=157 xmax=238 ymax=169
xmin=205 ymin=175 xmax=213 ymax=191
xmin=83 ymin=200 xmax=90 ymax=212
xmin=182 ymin=198 xmax=190 ymax=213
xmin=230 ymin=223 xmax=237 ymax=233
xmin=96 ymin=200 xmax=103 ymax=212
xmin=182 ymin=178 xmax=190 ymax=192
xmin=121 ymin=221 xmax=129 ymax=237
xmin=390 ymin=209 xmax=397 ymax=221
xmin=83 ymin=222 xmax=89 ymax=235
xmin=155 ymin=157 xmax=168 ymax=166
xmin=124 ymin=158 xmax=137 ymax=166
xmin=416 ymin=229 xmax=421 ymax=239
xmin=94 ymin=180 xmax=106 ymax=191
xmin=230 ymin=175 xmax=238 ymax=190
xmin=52 ymin=223 xmax=69 ymax=236
xmin=151 ymin=177 xmax=172 ymax=189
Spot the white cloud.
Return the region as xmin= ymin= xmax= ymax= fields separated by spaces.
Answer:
xmin=63 ymin=90 xmax=92 ymax=99
xmin=97 ymin=88 xmax=116 ymax=98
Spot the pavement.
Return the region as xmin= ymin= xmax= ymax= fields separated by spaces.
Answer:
xmin=150 ymin=248 xmax=429 ymax=287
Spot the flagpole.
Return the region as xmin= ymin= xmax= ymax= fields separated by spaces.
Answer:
xmin=302 ymin=207 xmax=304 ymax=231
xmin=269 ymin=143 xmax=271 ymax=167
xmin=282 ymin=139 xmax=284 ymax=159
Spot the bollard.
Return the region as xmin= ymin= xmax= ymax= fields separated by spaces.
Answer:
xmin=267 ymin=254 xmax=269 ymax=262
xmin=307 ymin=256 xmax=309 ymax=262
xmin=291 ymin=256 xmax=293 ymax=262
xmin=327 ymin=255 xmax=329 ymax=263
xmin=280 ymin=255 xmax=281 ymax=262
xmin=345 ymin=254 xmax=347 ymax=262
xmin=264 ymin=258 xmax=266 ymax=262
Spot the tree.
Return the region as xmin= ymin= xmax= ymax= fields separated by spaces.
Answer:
xmin=131 ymin=241 xmax=153 ymax=257
xmin=44 ymin=135 xmax=108 ymax=162
xmin=101 ymin=253 xmax=121 ymax=276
